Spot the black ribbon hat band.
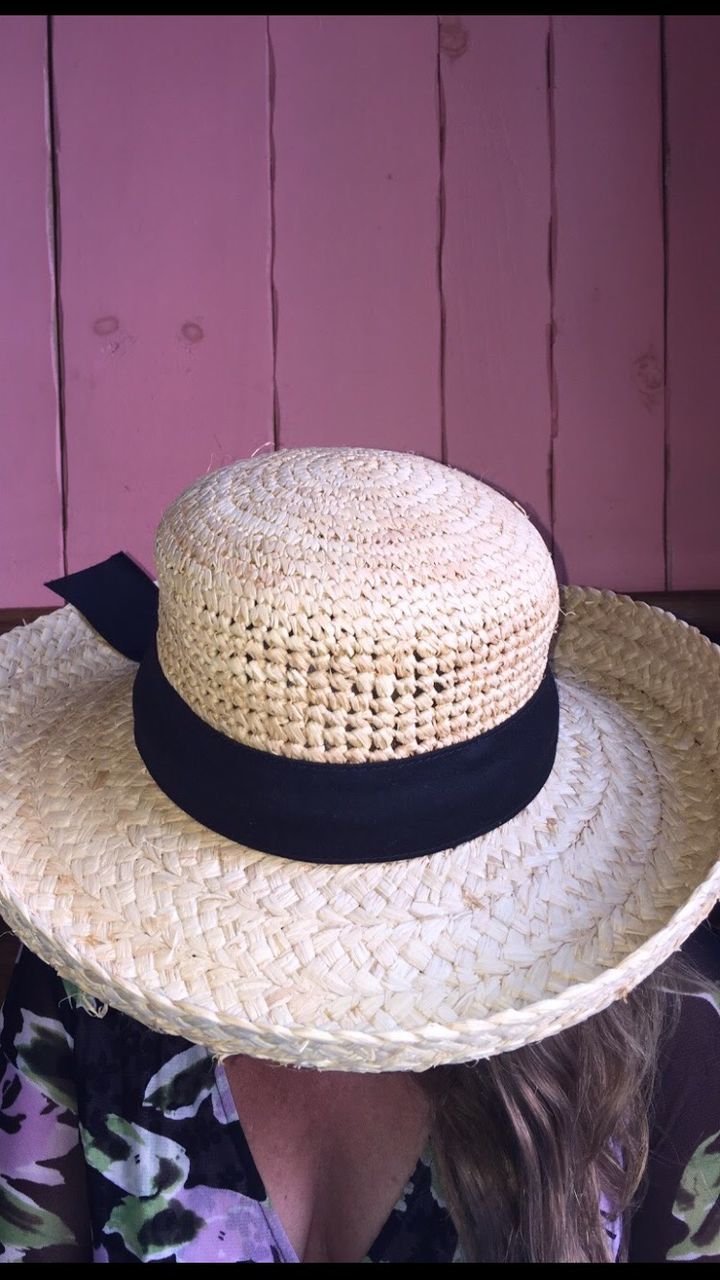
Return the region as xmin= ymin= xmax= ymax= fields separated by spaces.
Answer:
xmin=46 ymin=554 xmax=559 ymax=866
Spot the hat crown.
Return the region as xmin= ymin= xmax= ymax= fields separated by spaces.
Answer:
xmin=155 ymin=448 xmax=559 ymax=763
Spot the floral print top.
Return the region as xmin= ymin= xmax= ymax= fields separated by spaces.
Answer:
xmin=0 ymin=915 xmax=719 ymax=1264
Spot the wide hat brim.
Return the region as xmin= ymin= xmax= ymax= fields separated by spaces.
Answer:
xmin=0 ymin=587 xmax=718 ymax=1072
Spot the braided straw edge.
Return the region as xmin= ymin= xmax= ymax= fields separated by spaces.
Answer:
xmin=0 ymin=586 xmax=719 ymax=1068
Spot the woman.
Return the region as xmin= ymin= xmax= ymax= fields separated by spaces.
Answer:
xmin=0 ymin=448 xmax=718 ymax=1263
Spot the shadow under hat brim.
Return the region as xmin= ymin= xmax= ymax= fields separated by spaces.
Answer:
xmin=0 ymin=588 xmax=718 ymax=1072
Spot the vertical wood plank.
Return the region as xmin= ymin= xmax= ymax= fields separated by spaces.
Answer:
xmin=666 ymin=16 xmax=720 ymax=589
xmin=552 ymin=15 xmax=665 ymax=590
xmin=441 ymin=15 xmax=552 ymax=535
xmin=271 ymin=15 xmax=441 ymax=457
xmin=0 ymin=16 xmax=62 ymax=606
xmin=54 ymin=16 xmax=273 ymax=575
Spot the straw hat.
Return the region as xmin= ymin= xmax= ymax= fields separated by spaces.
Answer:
xmin=0 ymin=448 xmax=718 ymax=1072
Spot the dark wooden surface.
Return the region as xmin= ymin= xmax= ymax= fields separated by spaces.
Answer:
xmin=1 ymin=592 xmax=719 ymax=1003
xmin=0 ymin=606 xmax=54 ymax=634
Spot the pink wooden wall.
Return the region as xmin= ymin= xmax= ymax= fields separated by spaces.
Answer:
xmin=2 ymin=14 xmax=719 ymax=605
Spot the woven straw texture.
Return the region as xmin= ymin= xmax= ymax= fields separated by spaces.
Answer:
xmin=0 ymin=448 xmax=719 ymax=1071
xmin=156 ymin=449 xmax=559 ymax=761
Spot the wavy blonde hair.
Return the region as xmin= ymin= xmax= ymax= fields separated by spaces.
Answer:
xmin=420 ymin=948 xmax=715 ymax=1262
